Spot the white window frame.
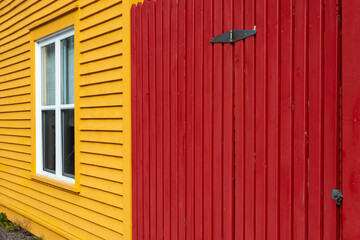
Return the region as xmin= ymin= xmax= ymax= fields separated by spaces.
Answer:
xmin=35 ymin=27 xmax=75 ymax=184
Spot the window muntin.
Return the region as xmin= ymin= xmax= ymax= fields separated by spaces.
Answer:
xmin=36 ymin=27 xmax=75 ymax=183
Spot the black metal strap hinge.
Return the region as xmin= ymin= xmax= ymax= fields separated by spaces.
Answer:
xmin=331 ymin=189 xmax=343 ymax=207
xmin=210 ymin=29 xmax=256 ymax=43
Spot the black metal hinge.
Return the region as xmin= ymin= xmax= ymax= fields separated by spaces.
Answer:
xmin=331 ymin=189 xmax=343 ymax=207
xmin=210 ymin=29 xmax=256 ymax=44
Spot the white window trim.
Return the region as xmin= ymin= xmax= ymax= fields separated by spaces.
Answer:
xmin=35 ymin=27 xmax=75 ymax=184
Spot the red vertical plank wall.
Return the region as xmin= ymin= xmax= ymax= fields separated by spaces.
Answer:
xmin=131 ymin=0 xmax=340 ymax=239
xmin=342 ymin=1 xmax=360 ymax=239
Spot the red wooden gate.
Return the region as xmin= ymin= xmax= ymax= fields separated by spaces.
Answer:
xmin=342 ymin=1 xmax=360 ymax=239
xmin=131 ymin=0 xmax=341 ymax=239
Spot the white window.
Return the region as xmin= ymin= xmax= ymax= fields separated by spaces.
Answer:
xmin=35 ymin=27 xmax=75 ymax=183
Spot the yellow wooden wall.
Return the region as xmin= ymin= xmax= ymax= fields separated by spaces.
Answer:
xmin=0 ymin=0 xmax=139 ymax=239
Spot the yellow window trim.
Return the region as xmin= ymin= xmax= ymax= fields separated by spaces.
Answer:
xmin=30 ymin=6 xmax=81 ymax=190
xmin=28 ymin=4 xmax=78 ymax=32
xmin=29 ymin=173 xmax=80 ymax=193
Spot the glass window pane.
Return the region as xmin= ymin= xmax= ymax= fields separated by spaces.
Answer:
xmin=61 ymin=36 xmax=74 ymax=104
xmin=42 ymin=110 xmax=56 ymax=173
xmin=62 ymin=109 xmax=74 ymax=178
xmin=41 ymin=43 xmax=55 ymax=106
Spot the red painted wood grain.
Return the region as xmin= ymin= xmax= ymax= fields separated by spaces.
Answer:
xmin=131 ymin=0 xmax=341 ymax=239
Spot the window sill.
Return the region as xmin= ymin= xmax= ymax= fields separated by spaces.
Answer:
xmin=30 ymin=173 xmax=80 ymax=193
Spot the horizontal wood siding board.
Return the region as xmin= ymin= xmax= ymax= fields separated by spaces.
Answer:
xmin=0 ymin=0 xmax=130 ymax=238
xmin=0 ymin=43 xmax=30 ymax=61
xmin=0 ymin=183 xmax=124 ymax=235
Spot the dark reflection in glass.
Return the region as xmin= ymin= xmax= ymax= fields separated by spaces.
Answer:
xmin=41 ymin=43 xmax=55 ymax=106
xmin=62 ymin=109 xmax=74 ymax=178
xmin=42 ymin=110 xmax=55 ymax=173
xmin=61 ymin=36 xmax=74 ymax=104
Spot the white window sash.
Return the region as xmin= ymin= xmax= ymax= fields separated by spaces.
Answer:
xmin=35 ymin=27 xmax=75 ymax=184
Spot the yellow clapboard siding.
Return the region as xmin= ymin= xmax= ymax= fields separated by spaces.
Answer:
xmin=0 ymin=185 xmax=124 ymax=237
xmin=0 ymin=0 xmax=37 ymax=22
xmin=0 ymin=85 xmax=30 ymax=98
xmin=0 ymin=135 xmax=30 ymax=146
xmin=0 ymin=111 xmax=31 ymax=120
xmin=1 ymin=171 xmax=124 ymax=220
xmin=0 ymin=187 xmax=124 ymax=236
xmin=0 ymin=37 xmax=29 ymax=55
xmin=79 ymin=68 xmax=123 ymax=86
xmin=79 ymin=80 xmax=123 ymax=97
xmin=80 ymin=152 xmax=124 ymax=170
xmin=0 ymin=94 xmax=30 ymax=105
xmin=0 ymin=0 xmax=71 ymax=39
xmin=0 ymin=120 xmax=30 ymax=128
xmin=0 ymin=128 xmax=31 ymax=137
xmin=80 ymin=94 xmax=123 ymax=108
xmin=80 ymin=164 xmax=123 ymax=183
xmin=80 ymin=3 xmax=123 ymax=31
xmin=80 ymin=107 xmax=124 ymax=119
xmin=0 ymin=78 xmax=30 ymax=91
xmin=0 ymin=178 xmax=124 ymax=229
xmin=0 ymin=29 xmax=29 ymax=49
xmin=80 ymin=186 xmax=124 ymax=209
xmin=0 ymin=142 xmax=31 ymax=154
xmin=0 ymin=42 xmax=29 ymax=61
xmin=80 ymin=141 xmax=123 ymax=157
xmin=0 ymin=69 xmax=30 ymax=82
xmin=0 ymin=0 xmax=134 ymax=238
xmin=0 ymin=157 xmax=30 ymax=170
xmin=80 ymin=29 xmax=122 ymax=53
xmin=0 ymin=51 xmax=30 ymax=69
xmin=80 ymin=119 xmax=123 ymax=131
xmin=0 ymin=194 xmax=108 ymax=240
xmin=0 ymin=164 xmax=30 ymax=178
xmin=79 ymin=16 xmax=123 ymax=42
xmin=80 ymin=175 xmax=123 ymax=195
xmin=0 ymin=60 xmax=29 ymax=76
xmin=80 ymin=41 xmax=123 ymax=63
xmin=80 ymin=55 xmax=123 ymax=75
xmin=80 ymin=0 xmax=122 ymax=19
xmin=0 ymin=0 xmax=20 ymax=14
xmin=0 ymin=102 xmax=30 ymax=112
xmin=79 ymin=0 xmax=98 ymax=9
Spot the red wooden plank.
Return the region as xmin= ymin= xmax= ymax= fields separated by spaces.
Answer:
xmin=244 ymin=0 xmax=255 ymax=238
xmin=293 ymin=0 xmax=308 ymax=239
xmin=136 ymin=4 xmax=144 ymax=240
xmin=193 ymin=0 xmax=204 ymax=238
xmin=342 ymin=1 xmax=360 ymax=239
xmin=170 ymin=0 xmax=179 ymax=239
xmin=266 ymin=0 xmax=281 ymax=238
xmin=212 ymin=0 xmax=223 ymax=238
xmin=203 ymin=0 xmax=213 ymax=239
xmin=148 ymin=2 xmax=157 ymax=240
xmin=234 ymin=0 xmax=245 ymax=239
xmin=323 ymin=0 xmax=340 ymax=239
xmin=308 ymin=0 xmax=324 ymax=239
xmin=141 ymin=2 xmax=150 ymax=239
xmin=254 ymin=0 xmax=267 ymax=238
xmin=162 ymin=0 xmax=171 ymax=238
xmin=154 ymin=1 xmax=164 ymax=239
xmin=177 ymin=0 xmax=186 ymax=238
xmin=186 ymin=0 xmax=195 ymax=239
xmin=130 ymin=5 xmax=138 ymax=240
xmin=278 ymin=0 xmax=293 ymax=239
xmin=222 ymin=0 xmax=234 ymax=239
